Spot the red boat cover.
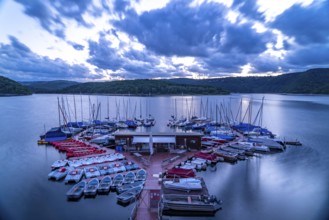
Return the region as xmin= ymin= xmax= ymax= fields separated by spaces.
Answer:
xmin=194 ymin=151 xmax=217 ymax=161
xmin=166 ymin=168 xmax=195 ymax=178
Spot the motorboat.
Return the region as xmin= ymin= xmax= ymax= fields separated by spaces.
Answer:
xmin=160 ymin=194 xmax=222 ymax=213
xmin=180 ymin=162 xmax=197 ymax=170
xmin=163 ymin=178 xmax=202 ymax=192
xmin=165 ymin=168 xmax=195 ymax=178
xmin=214 ymin=149 xmax=238 ymax=163
xmin=194 ymin=152 xmax=218 ymax=163
xmin=64 ymin=168 xmax=84 ymax=184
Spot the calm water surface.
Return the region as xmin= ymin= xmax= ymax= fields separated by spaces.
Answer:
xmin=0 ymin=94 xmax=328 ymax=220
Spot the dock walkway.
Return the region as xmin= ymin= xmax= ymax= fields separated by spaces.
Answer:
xmin=123 ymin=151 xmax=195 ymax=220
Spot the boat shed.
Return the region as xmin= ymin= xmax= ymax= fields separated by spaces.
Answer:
xmin=113 ymin=131 xmax=203 ymax=154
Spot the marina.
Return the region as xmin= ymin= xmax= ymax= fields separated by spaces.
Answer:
xmin=0 ymin=94 xmax=328 ymax=220
xmin=36 ymin=94 xmax=309 ymax=220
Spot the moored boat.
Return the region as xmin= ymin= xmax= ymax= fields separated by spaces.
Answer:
xmin=116 ymin=181 xmax=144 ymax=194
xmin=214 ymin=149 xmax=238 ymax=163
xmin=194 ymin=152 xmax=218 ymax=163
xmin=98 ymin=164 xmax=114 ymax=176
xmin=64 ymin=168 xmax=84 ymax=184
xmin=123 ymin=171 xmax=136 ymax=184
xmin=163 ymin=178 xmax=202 ymax=192
xmin=165 ymin=168 xmax=195 ymax=178
xmin=84 ymin=167 xmax=101 ymax=179
xmin=84 ymin=178 xmax=99 ymax=196
xmin=51 ymin=159 xmax=68 ymax=169
xmin=48 ymin=167 xmax=71 ymax=181
xmin=98 ymin=176 xmax=112 ymax=193
xmin=66 ymin=180 xmax=87 ymax=200
xmin=111 ymin=173 xmax=124 ymax=189
xmin=135 ymin=169 xmax=147 ymax=181
xmin=40 ymin=127 xmax=71 ymax=142
xmin=117 ymin=185 xmax=143 ymax=204
xmin=160 ymin=194 xmax=222 ymax=214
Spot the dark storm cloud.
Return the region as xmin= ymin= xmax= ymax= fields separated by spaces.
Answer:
xmin=221 ymin=23 xmax=273 ymax=54
xmin=87 ymin=36 xmax=123 ymax=71
xmin=114 ymin=0 xmax=227 ymax=57
xmin=0 ymin=36 xmax=95 ymax=81
xmin=86 ymin=32 xmax=171 ymax=79
xmin=250 ymin=56 xmax=285 ymax=73
xmin=123 ymin=49 xmax=160 ymax=65
xmin=204 ymin=52 xmax=248 ymax=72
xmin=272 ymin=1 xmax=329 ymax=45
xmin=286 ymin=45 xmax=329 ymax=66
xmin=114 ymin=0 xmax=275 ymax=63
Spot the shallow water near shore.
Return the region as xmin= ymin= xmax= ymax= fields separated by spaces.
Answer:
xmin=0 ymin=94 xmax=328 ymax=220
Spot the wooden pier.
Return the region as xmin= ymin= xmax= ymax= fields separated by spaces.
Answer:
xmin=123 ymin=151 xmax=195 ymax=220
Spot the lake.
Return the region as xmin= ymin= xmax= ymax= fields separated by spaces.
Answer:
xmin=0 ymin=94 xmax=328 ymax=220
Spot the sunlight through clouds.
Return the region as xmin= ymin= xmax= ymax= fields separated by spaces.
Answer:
xmin=0 ymin=0 xmax=327 ymax=81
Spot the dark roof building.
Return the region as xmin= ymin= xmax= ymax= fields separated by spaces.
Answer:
xmin=113 ymin=131 xmax=203 ymax=154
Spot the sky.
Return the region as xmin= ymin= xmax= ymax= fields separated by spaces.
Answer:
xmin=0 ymin=0 xmax=328 ymax=81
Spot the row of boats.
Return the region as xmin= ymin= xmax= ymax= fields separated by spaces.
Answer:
xmin=50 ymin=153 xmax=125 ymax=169
xmin=49 ymin=139 xmax=107 ymax=158
xmin=66 ymin=169 xmax=147 ymax=204
xmin=49 ymin=160 xmax=140 ymax=183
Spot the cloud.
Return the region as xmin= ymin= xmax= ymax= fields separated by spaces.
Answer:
xmin=15 ymin=0 xmax=66 ymax=38
xmin=271 ymin=1 xmax=329 ymax=45
xmin=49 ymin=0 xmax=94 ymax=27
xmin=221 ymin=22 xmax=273 ymax=54
xmin=8 ymin=0 xmax=329 ymax=81
xmin=87 ymin=36 xmax=124 ymax=71
xmin=286 ymin=44 xmax=329 ymax=66
xmin=68 ymin=41 xmax=85 ymax=50
xmin=0 ymin=36 xmax=96 ymax=81
xmin=114 ymin=0 xmax=275 ymax=57
xmin=114 ymin=0 xmax=228 ymax=57
xmin=15 ymin=0 xmax=95 ymax=39
xmin=232 ymin=0 xmax=265 ymax=21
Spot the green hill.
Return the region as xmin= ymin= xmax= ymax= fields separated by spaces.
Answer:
xmin=13 ymin=68 xmax=329 ymax=95
xmin=0 ymin=76 xmax=32 ymax=96
xmin=60 ymin=79 xmax=229 ymax=95
xmin=21 ymin=80 xmax=80 ymax=93
xmin=168 ymin=68 xmax=329 ymax=94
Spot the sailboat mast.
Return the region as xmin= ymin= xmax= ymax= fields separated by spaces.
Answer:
xmin=73 ymin=95 xmax=77 ymax=122
xmin=57 ymin=97 xmax=61 ymax=127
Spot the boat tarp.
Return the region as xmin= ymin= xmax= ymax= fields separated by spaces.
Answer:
xmin=132 ymin=136 xmax=176 ymax=144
